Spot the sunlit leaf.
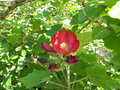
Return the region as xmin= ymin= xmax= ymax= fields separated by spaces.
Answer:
xmin=108 ymin=1 xmax=120 ymax=19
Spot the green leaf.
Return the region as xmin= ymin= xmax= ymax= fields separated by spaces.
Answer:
xmin=46 ymin=24 xmax=62 ymax=36
xmin=16 ymin=57 xmax=26 ymax=73
xmin=76 ymin=32 xmax=92 ymax=53
xmin=110 ymin=24 xmax=120 ymax=33
xmin=11 ymin=55 xmax=19 ymax=60
xmin=63 ymin=0 xmax=69 ymax=4
xmin=71 ymin=25 xmax=79 ymax=33
xmin=112 ymin=48 xmax=120 ymax=64
xmin=3 ymin=75 xmax=12 ymax=88
xmin=71 ymin=4 xmax=105 ymax=24
xmin=21 ymin=49 xmax=26 ymax=57
xmin=70 ymin=13 xmax=79 ymax=25
xmin=21 ymin=62 xmax=43 ymax=76
xmin=7 ymin=28 xmax=21 ymax=45
xmin=108 ymin=1 xmax=120 ymax=19
xmin=71 ymin=60 xmax=87 ymax=76
xmin=43 ymin=10 xmax=51 ymax=17
xmin=99 ymin=0 xmax=119 ymax=7
xmin=19 ymin=70 xmax=51 ymax=88
xmin=53 ymin=17 xmax=66 ymax=21
xmin=103 ymin=31 xmax=120 ymax=49
xmin=78 ymin=4 xmax=105 ymax=23
xmin=92 ymin=26 xmax=111 ymax=39
xmin=0 ymin=42 xmax=9 ymax=57
xmin=15 ymin=46 xmax=22 ymax=51
xmin=86 ymin=66 xmax=120 ymax=88
xmin=77 ymin=32 xmax=92 ymax=46
xmin=71 ymin=51 xmax=98 ymax=76
xmin=105 ymin=16 xmax=120 ymax=26
xmin=79 ymin=51 xmax=98 ymax=64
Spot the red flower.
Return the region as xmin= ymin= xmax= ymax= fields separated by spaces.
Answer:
xmin=41 ymin=43 xmax=56 ymax=53
xmin=48 ymin=63 xmax=57 ymax=70
xmin=51 ymin=29 xmax=80 ymax=55
xmin=65 ymin=55 xmax=79 ymax=64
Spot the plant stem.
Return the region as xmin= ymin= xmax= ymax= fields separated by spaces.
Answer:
xmin=49 ymin=81 xmax=68 ymax=89
xmin=70 ymin=77 xmax=88 ymax=84
xmin=52 ymin=71 xmax=62 ymax=84
xmin=61 ymin=62 xmax=68 ymax=84
xmin=72 ymin=74 xmax=77 ymax=89
xmin=39 ymin=61 xmax=63 ymax=86
xmin=62 ymin=69 xmax=68 ymax=84
xmin=38 ymin=62 xmax=50 ymax=72
xmin=67 ymin=65 xmax=71 ymax=90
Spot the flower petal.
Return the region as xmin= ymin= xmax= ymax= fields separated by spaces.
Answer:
xmin=51 ymin=29 xmax=80 ymax=55
xmin=71 ymin=40 xmax=80 ymax=52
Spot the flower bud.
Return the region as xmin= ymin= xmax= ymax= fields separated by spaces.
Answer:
xmin=37 ymin=58 xmax=48 ymax=63
xmin=41 ymin=43 xmax=53 ymax=52
xmin=65 ymin=55 xmax=79 ymax=64
xmin=48 ymin=63 xmax=57 ymax=70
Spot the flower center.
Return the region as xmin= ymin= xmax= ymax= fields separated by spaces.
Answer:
xmin=60 ymin=42 xmax=69 ymax=51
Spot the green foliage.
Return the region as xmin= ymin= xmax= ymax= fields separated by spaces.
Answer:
xmin=110 ymin=24 xmax=120 ymax=33
xmin=103 ymin=31 xmax=120 ymax=49
xmin=71 ymin=4 xmax=105 ymax=24
xmin=99 ymin=0 xmax=119 ymax=7
xmin=0 ymin=42 xmax=9 ymax=57
xmin=0 ymin=0 xmax=120 ymax=89
xmin=112 ymin=48 xmax=120 ymax=64
xmin=78 ymin=5 xmax=105 ymax=23
xmin=105 ymin=16 xmax=120 ymax=26
xmin=71 ymin=51 xmax=98 ymax=76
xmin=2 ymin=75 xmax=12 ymax=89
xmin=46 ymin=24 xmax=63 ymax=36
xmin=87 ymin=66 xmax=120 ymax=88
xmin=7 ymin=28 xmax=22 ymax=45
xmin=19 ymin=70 xmax=51 ymax=88
xmin=71 ymin=51 xmax=120 ymax=88
xmin=92 ymin=26 xmax=111 ymax=39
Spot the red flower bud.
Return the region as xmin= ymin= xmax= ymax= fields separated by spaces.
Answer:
xmin=41 ymin=43 xmax=56 ymax=53
xmin=37 ymin=58 xmax=48 ymax=63
xmin=51 ymin=29 xmax=80 ymax=55
xmin=65 ymin=55 xmax=79 ymax=64
xmin=48 ymin=63 xmax=57 ymax=70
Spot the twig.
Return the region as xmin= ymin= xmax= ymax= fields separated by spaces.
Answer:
xmin=38 ymin=61 xmax=49 ymax=71
xmin=77 ymin=20 xmax=92 ymax=33
xmin=49 ymin=81 xmax=68 ymax=89
xmin=52 ymin=71 xmax=62 ymax=85
xmin=70 ymin=77 xmax=88 ymax=84
xmin=62 ymin=69 xmax=68 ymax=85
xmin=38 ymin=61 xmax=64 ymax=87
xmin=71 ymin=74 xmax=77 ymax=89
xmin=77 ymin=2 xmax=103 ymax=33
xmin=0 ymin=0 xmax=36 ymax=21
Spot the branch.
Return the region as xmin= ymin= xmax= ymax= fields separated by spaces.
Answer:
xmin=0 ymin=4 xmax=9 ymax=7
xmin=0 ymin=0 xmax=36 ymax=21
xmin=76 ymin=2 xmax=104 ymax=33
xmin=49 ymin=81 xmax=68 ymax=89
xmin=77 ymin=20 xmax=92 ymax=33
